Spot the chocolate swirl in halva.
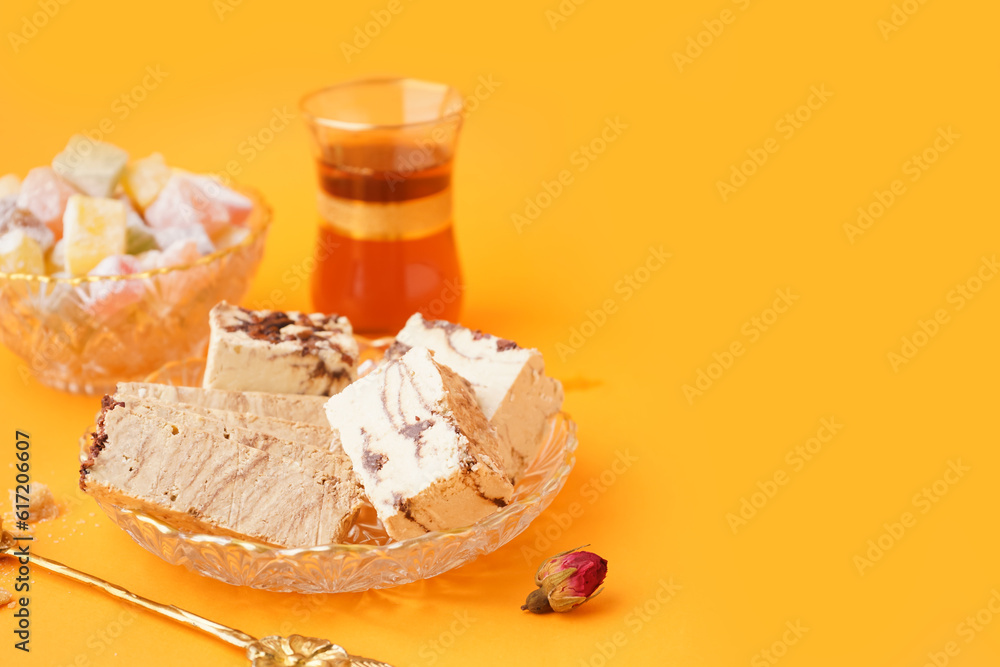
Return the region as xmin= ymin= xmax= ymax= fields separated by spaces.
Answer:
xmin=385 ymin=313 xmax=564 ymax=482
xmin=326 ymin=345 xmax=514 ymax=541
xmin=204 ymin=302 xmax=359 ymax=396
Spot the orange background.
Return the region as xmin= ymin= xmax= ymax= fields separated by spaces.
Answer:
xmin=2 ymin=0 xmax=999 ymax=665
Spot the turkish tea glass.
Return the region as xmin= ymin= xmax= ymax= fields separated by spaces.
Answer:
xmin=301 ymin=77 xmax=464 ymax=334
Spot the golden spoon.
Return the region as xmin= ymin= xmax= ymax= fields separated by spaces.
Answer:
xmin=1 ymin=528 xmax=392 ymax=667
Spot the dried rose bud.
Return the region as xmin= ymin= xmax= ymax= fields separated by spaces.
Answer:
xmin=522 ymin=546 xmax=608 ymax=613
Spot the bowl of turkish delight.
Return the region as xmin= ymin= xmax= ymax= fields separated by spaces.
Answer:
xmin=0 ymin=136 xmax=271 ymax=394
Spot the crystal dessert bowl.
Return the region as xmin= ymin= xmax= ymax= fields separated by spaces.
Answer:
xmin=0 ymin=187 xmax=271 ymax=395
xmin=86 ymin=355 xmax=578 ymax=593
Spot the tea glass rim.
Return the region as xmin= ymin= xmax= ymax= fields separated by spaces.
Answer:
xmin=299 ymin=76 xmax=464 ymax=133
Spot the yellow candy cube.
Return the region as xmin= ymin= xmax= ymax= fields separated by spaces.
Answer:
xmin=52 ymin=135 xmax=129 ymax=198
xmin=45 ymin=239 xmax=65 ymax=274
xmin=0 ymin=229 xmax=45 ymax=275
xmin=62 ymin=195 xmax=127 ymax=276
xmin=0 ymin=174 xmax=20 ymax=198
xmin=122 ymin=154 xmax=171 ymax=211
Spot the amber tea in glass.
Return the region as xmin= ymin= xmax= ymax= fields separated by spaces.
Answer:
xmin=301 ymin=78 xmax=464 ymax=334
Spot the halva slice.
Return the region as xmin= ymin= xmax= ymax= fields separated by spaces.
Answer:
xmin=326 ymin=346 xmax=513 ymax=541
xmin=203 ymin=302 xmax=358 ymax=396
xmin=387 ymin=314 xmax=564 ymax=481
xmin=81 ymin=396 xmax=361 ymax=547
xmin=116 ymin=382 xmax=331 ymax=427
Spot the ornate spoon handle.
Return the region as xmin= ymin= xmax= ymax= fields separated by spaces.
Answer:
xmin=2 ymin=531 xmax=392 ymax=666
xmin=30 ymin=552 xmax=256 ymax=649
